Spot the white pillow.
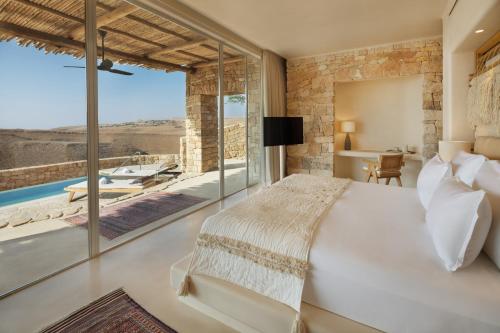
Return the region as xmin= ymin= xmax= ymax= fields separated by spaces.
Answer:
xmin=473 ymin=160 xmax=500 ymax=268
xmin=451 ymin=151 xmax=486 ymax=186
xmin=417 ymin=155 xmax=452 ymax=210
xmin=99 ymin=177 xmax=113 ymax=185
xmin=426 ymin=177 xmax=492 ymax=271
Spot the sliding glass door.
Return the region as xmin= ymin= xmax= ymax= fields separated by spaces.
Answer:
xmin=0 ymin=0 xmax=262 ymax=298
xmin=223 ymin=46 xmax=248 ymax=196
xmin=0 ymin=0 xmax=88 ymax=295
xmin=94 ymin=0 xmax=223 ymax=249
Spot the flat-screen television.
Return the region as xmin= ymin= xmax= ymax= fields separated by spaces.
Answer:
xmin=264 ymin=117 xmax=303 ymax=147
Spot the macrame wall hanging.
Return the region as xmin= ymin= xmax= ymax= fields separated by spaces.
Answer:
xmin=467 ymin=32 xmax=500 ymax=135
xmin=467 ymin=65 xmax=500 ymax=134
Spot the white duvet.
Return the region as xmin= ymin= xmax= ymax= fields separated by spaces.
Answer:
xmin=304 ymin=181 xmax=500 ymax=333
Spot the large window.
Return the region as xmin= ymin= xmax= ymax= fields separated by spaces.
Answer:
xmin=0 ymin=0 xmax=262 ymax=297
xmin=223 ymin=46 xmax=247 ymax=195
xmin=0 ymin=0 xmax=88 ymax=295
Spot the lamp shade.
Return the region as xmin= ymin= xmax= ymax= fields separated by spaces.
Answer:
xmin=438 ymin=140 xmax=473 ymax=162
xmin=341 ymin=121 xmax=356 ymax=133
xmin=264 ymin=117 xmax=303 ymax=147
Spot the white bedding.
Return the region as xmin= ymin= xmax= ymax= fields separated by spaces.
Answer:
xmin=304 ymin=181 xmax=500 ymax=333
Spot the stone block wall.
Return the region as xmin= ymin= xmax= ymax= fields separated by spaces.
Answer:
xmin=184 ymin=95 xmax=219 ymax=173
xmin=223 ymin=123 xmax=246 ymax=159
xmin=287 ymin=37 xmax=443 ymax=175
xmin=0 ymin=154 xmax=179 ymax=191
xmin=247 ymin=57 xmax=262 ymax=184
xmin=184 ymin=58 xmax=262 ymax=180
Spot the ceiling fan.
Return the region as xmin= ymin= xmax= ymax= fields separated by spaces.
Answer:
xmin=64 ymin=30 xmax=133 ymax=76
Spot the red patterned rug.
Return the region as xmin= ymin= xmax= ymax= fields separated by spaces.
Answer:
xmin=40 ymin=288 xmax=177 ymax=333
xmin=65 ymin=192 xmax=206 ymax=240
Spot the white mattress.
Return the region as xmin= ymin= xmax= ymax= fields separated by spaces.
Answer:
xmin=304 ymin=181 xmax=500 ymax=333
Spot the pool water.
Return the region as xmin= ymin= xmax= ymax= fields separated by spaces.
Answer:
xmin=0 ymin=177 xmax=87 ymax=208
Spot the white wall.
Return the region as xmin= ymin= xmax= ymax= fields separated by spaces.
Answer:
xmin=334 ymin=76 xmax=424 ymax=187
xmin=442 ymin=0 xmax=500 ymax=141
xmin=335 ymin=76 xmax=424 ymax=151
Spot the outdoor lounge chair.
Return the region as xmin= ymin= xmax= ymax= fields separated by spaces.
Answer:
xmin=99 ymin=162 xmax=177 ymax=179
xmin=64 ymin=178 xmax=155 ymax=202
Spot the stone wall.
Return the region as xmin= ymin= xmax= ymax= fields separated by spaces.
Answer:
xmin=184 ymin=94 xmax=219 ymax=173
xmin=184 ymin=58 xmax=262 ymax=179
xmin=224 ymin=123 xmax=246 ymax=159
xmin=0 ymin=154 xmax=179 ymax=191
xmin=247 ymin=57 xmax=262 ymax=184
xmin=287 ymin=37 xmax=443 ymax=175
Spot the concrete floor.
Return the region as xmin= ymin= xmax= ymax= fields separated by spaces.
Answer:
xmin=0 ymin=160 xmax=247 ymax=295
xmin=0 ymin=187 xmax=255 ymax=333
xmin=0 ymin=171 xmax=375 ymax=333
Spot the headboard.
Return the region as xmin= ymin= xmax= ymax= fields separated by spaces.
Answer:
xmin=475 ymin=136 xmax=500 ymax=160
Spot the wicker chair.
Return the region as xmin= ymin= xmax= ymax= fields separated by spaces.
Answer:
xmin=363 ymin=154 xmax=404 ymax=186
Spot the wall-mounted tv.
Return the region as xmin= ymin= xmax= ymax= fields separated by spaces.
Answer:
xmin=264 ymin=117 xmax=304 ymax=147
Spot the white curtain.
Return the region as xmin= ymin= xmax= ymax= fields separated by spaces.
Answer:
xmin=263 ymin=50 xmax=287 ymax=184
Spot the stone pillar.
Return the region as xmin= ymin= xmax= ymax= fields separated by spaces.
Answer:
xmin=184 ymin=94 xmax=218 ymax=173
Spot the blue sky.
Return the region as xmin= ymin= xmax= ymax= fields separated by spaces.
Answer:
xmin=0 ymin=41 xmax=244 ymax=129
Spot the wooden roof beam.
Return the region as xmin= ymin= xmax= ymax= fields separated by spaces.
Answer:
xmin=96 ymin=2 xmax=190 ymax=42
xmin=193 ymin=56 xmax=245 ymax=68
xmin=96 ymin=2 xmax=230 ymax=58
xmin=0 ymin=22 xmax=194 ymax=73
xmin=146 ymin=38 xmax=207 ymax=57
xmin=7 ymin=0 xmax=167 ymax=50
xmin=5 ymin=1 xmax=212 ymax=66
xmin=69 ymin=3 xmax=139 ymax=40
xmin=177 ymin=50 xmax=212 ymax=62
xmin=9 ymin=0 xmax=82 ymax=23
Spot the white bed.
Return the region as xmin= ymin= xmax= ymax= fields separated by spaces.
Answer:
xmin=305 ymin=181 xmax=500 ymax=333
xmin=172 ymin=180 xmax=500 ymax=333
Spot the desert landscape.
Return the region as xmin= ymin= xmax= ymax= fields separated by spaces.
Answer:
xmin=0 ymin=118 xmax=244 ymax=170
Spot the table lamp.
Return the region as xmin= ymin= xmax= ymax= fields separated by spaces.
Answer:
xmin=438 ymin=140 xmax=473 ymax=162
xmin=341 ymin=121 xmax=356 ymax=150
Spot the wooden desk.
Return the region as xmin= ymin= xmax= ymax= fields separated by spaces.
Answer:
xmin=336 ymin=150 xmax=423 ymax=161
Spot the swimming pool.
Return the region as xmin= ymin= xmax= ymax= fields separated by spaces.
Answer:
xmin=0 ymin=177 xmax=87 ymax=208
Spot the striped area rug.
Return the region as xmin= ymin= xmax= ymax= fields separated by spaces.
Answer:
xmin=66 ymin=192 xmax=206 ymax=240
xmin=40 ymin=288 xmax=176 ymax=333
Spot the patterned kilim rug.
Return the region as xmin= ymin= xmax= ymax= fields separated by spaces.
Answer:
xmin=66 ymin=192 xmax=206 ymax=240
xmin=40 ymin=288 xmax=177 ymax=333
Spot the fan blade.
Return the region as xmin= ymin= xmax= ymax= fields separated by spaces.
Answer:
xmin=64 ymin=66 xmax=85 ymax=68
xmin=107 ymin=68 xmax=133 ymax=76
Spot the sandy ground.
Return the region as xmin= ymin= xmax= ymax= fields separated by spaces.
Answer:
xmin=0 ymin=159 xmax=248 ymax=295
xmin=0 ymin=118 xmax=245 ymax=169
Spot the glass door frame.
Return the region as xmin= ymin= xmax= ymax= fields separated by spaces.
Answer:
xmin=0 ymin=0 xmax=264 ymax=300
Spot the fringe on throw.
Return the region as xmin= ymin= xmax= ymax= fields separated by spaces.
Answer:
xmin=177 ymin=274 xmax=190 ymax=296
xmin=291 ymin=312 xmax=306 ymax=333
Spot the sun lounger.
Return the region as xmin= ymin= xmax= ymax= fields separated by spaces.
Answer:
xmin=64 ymin=178 xmax=155 ymax=202
xmin=99 ymin=163 xmax=177 ymax=179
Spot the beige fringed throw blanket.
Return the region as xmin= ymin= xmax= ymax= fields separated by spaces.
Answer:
xmin=178 ymin=174 xmax=351 ymax=332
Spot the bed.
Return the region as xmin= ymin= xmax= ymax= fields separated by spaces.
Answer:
xmin=171 ymin=137 xmax=500 ymax=333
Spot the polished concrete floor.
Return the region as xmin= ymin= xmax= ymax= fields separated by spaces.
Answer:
xmin=0 ymin=179 xmax=374 ymax=333
xmin=0 ymin=187 xmax=254 ymax=333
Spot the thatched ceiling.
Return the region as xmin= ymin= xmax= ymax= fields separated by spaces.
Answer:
xmin=0 ymin=0 xmax=242 ymax=73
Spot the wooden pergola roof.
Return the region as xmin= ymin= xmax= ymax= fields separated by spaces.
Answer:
xmin=0 ymin=0 xmax=243 ymax=73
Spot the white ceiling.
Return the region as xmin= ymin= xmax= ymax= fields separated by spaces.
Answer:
xmin=177 ymin=0 xmax=448 ymax=58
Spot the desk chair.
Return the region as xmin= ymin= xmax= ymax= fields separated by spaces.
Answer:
xmin=363 ymin=154 xmax=404 ymax=186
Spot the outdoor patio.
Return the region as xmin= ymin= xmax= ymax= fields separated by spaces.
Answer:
xmin=0 ymin=159 xmax=247 ymax=295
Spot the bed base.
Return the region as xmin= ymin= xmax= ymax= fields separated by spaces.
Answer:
xmin=170 ymin=255 xmax=380 ymax=333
